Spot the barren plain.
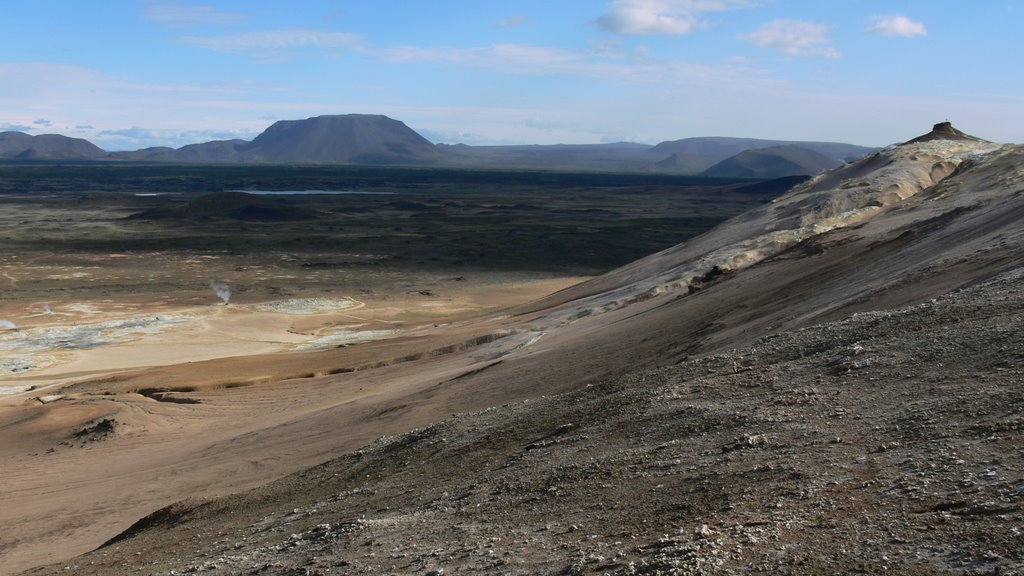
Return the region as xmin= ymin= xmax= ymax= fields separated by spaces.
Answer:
xmin=0 ymin=165 xmax=780 ymax=574
xmin=3 ymin=126 xmax=1024 ymax=575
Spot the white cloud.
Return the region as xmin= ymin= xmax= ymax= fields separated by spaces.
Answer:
xmin=741 ymin=19 xmax=839 ymax=59
xmin=179 ymin=28 xmax=365 ymax=59
xmin=867 ymin=15 xmax=927 ymax=38
xmin=597 ymin=0 xmax=757 ymax=35
xmin=142 ymin=1 xmax=247 ymax=28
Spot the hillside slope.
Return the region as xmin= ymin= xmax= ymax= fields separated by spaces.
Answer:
xmin=13 ymin=123 xmax=1024 ymax=575
xmin=55 ymin=268 xmax=1024 ymax=575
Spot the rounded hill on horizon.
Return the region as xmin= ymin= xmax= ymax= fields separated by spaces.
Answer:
xmin=699 ymin=144 xmax=841 ymax=178
xmin=0 ymin=131 xmax=106 ymax=160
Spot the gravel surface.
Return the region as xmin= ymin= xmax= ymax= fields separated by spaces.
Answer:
xmin=251 ymin=299 xmax=358 ymax=315
xmin=40 ymin=266 xmax=1023 ymax=575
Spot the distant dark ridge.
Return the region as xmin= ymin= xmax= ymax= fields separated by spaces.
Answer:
xmin=700 ymin=145 xmax=839 ymax=179
xmin=0 ymin=115 xmax=882 ymax=171
xmin=0 ymin=131 xmax=106 ymax=160
xmin=904 ymin=122 xmax=989 ymax=145
xmin=128 ymin=191 xmax=322 ymax=221
xmin=651 ymin=136 xmax=877 ymax=165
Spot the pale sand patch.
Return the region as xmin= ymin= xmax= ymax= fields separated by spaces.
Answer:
xmin=293 ymin=328 xmax=402 ymax=350
xmin=0 ymin=276 xmax=588 ymax=397
xmin=251 ymin=297 xmax=358 ymax=314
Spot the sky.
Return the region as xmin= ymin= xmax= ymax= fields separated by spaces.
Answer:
xmin=1 ymin=1 xmax=1021 ymax=150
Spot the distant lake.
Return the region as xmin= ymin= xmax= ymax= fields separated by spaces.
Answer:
xmin=233 ymin=190 xmax=396 ymax=196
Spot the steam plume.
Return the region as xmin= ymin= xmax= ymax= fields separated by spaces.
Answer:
xmin=210 ymin=281 xmax=231 ymax=305
xmin=0 ymin=319 xmax=16 ymax=330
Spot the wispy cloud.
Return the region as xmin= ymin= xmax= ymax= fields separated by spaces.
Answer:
xmin=142 ymin=1 xmax=248 ymax=28
xmin=867 ymin=15 xmax=927 ymax=38
xmin=176 ymin=22 xmax=766 ymax=88
xmin=494 ymin=16 xmax=528 ymax=28
xmin=179 ymin=28 xmax=364 ymax=59
xmin=374 ymin=41 xmax=767 ymax=90
xmin=741 ymin=19 xmax=839 ymax=59
xmin=33 ymin=118 xmax=52 ymax=127
xmin=597 ymin=0 xmax=757 ymax=35
xmin=97 ymin=126 xmax=255 ymax=147
xmin=0 ymin=123 xmax=31 ymax=132
xmin=377 ymin=43 xmax=584 ymax=69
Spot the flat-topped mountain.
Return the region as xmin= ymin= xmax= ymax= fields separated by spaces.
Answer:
xmin=112 ymin=115 xmax=440 ymax=164
xmin=237 ymin=114 xmax=440 ymax=164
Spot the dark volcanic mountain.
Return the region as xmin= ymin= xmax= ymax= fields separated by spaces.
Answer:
xmin=699 ymin=144 xmax=840 ymax=178
xmin=112 ymin=115 xmax=440 ymax=164
xmin=238 ymin=114 xmax=440 ymax=164
xmin=0 ymin=131 xmax=106 ymax=160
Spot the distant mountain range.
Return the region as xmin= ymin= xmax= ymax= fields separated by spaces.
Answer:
xmin=0 ymin=131 xmax=107 ymax=160
xmin=0 ymin=114 xmax=879 ymax=177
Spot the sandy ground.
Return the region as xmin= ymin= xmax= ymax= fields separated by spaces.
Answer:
xmin=0 ymin=275 xmax=582 ymax=393
xmin=0 ymin=273 xmax=584 ymax=574
xmin=31 ymin=263 xmax=1023 ymax=576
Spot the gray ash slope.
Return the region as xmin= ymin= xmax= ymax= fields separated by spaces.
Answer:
xmin=26 ymin=124 xmax=1024 ymax=575
xmin=53 ymin=268 xmax=1024 ymax=576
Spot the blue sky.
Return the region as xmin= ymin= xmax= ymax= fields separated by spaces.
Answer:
xmin=1 ymin=1 xmax=1020 ymax=150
